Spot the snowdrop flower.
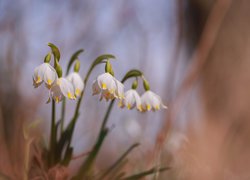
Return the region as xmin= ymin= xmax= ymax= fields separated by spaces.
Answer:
xmin=33 ymin=62 xmax=58 ymax=89
xmin=67 ymin=72 xmax=84 ymax=97
xmin=49 ymin=78 xmax=76 ymax=103
xmin=119 ymin=89 xmax=142 ymax=111
xmin=92 ymin=72 xmax=124 ymax=101
xmin=141 ymin=90 xmax=167 ymax=111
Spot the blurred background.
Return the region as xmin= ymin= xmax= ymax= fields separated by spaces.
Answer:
xmin=1 ymin=0 xmax=250 ymax=179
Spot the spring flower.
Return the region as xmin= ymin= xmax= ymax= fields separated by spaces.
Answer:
xmin=141 ymin=90 xmax=167 ymax=111
xmin=67 ymin=72 xmax=84 ymax=97
xmin=49 ymin=77 xmax=76 ymax=103
xmin=92 ymin=72 xmax=124 ymax=101
xmin=33 ymin=62 xmax=58 ymax=89
xmin=119 ymin=89 xmax=142 ymax=111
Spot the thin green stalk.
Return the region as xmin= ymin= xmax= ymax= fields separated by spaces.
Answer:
xmin=49 ymin=100 xmax=56 ymax=166
xmin=60 ymin=99 xmax=66 ymax=134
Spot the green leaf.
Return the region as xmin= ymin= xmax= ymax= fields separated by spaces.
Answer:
xmin=66 ymin=49 xmax=84 ymax=74
xmin=48 ymin=43 xmax=60 ymax=61
xmin=119 ymin=167 xmax=170 ymax=180
xmin=121 ymin=69 xmax=143 ymax=83
xmin=98 ymin=143 xmax=139 ymax=180
xmin=62 ymin=146 xmax=73 ymax=165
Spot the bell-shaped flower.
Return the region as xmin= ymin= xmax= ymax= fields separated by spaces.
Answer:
xmin=49 ymin=77 xmax=76 ymax=103
xmin=141 ymin=90 xmax=167 ymax=111
xmin=119 ymin=89 xmax=142 ymax=111
xmin=67 ymin=72 xmax=84 ymax=97
xmin=92 ymin=72 xmax=121 ymax=101
xmin=33 ymin=62 xmax=58 ymax=89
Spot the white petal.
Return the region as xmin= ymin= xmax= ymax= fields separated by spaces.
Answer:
xmin=132 ymin=90 xmax=142 ymax=111
xmin=67 ymin=72 xmax=84 ymax=96
xmin=124 ymin=90 xmax=136 ymax=109
xmin=58 ymin=78 xmax=75 ymax=100
xmin=97 ymin=73 xmax=113 ymax=90
xmin=114 ymin=79 xmax=124 ymax=99
xmin=141 ymin=91 xmax=152 ymax=111
xmin=33 ymin=63 xmax=47 ymax=87
xmin=43 ymin=63 xmax=58 ymax=88
xmin=50 ymin=84 xmax=63 ymax=103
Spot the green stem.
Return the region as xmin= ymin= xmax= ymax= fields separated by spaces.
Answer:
xmin=60 ymin=99 xmax=66 ymax=135
xmin=49 ymin=100 xmax=56 ymax=166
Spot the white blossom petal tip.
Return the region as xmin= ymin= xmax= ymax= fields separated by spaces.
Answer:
xmin=33 ymin=63 xmax=58 ymax=89
xmin=67 ymin=72 xmax=84 ymax=97
xmin=50 ymin=77 xmax=76 ymax=103
xmin=141 ymin=90 xmax=167 ymax=112
xmin=119 ymin=89 xmax=142 ymax=111
xmin=92 ymin=73 xmax=124 ymax=101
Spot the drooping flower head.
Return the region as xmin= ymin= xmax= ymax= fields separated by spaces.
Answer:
xmin=33 ymin=53 xmax=58 ymax=89
xmin=119 ymin=79 xmax=142 ymax=111
xmin=92 ymin=72 xmax=117 ymax=101
xmin=50 ymin=77 xmax=76 ymax=103
xmin=92 ymin=60 xmax=124 ymax=101
xmin=119 ymin=89 xmax=142 ymax=111
xmin=49 ymin=61 xmax=76 ymax=103
xmin=141 ymin=78 xmax=167 ymax=111
xmin=67 ymin=60 xmax=84 ymax=97
xmin=141 ymin=90 xmax=167 ymax=111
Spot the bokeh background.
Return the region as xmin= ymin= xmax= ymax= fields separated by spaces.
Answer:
xmin=1 ymin=0 xmax=250 ymax=179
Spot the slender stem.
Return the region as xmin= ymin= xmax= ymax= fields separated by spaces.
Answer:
xmin=100 ymin=99 xmax=115 ymax=131
xmin=60 ymin=99 xmax=66 ymax=134
xmin=49 ymin=100 xmax=56 ymax=166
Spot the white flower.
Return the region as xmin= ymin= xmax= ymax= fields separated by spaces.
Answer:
xmin=33 ymin=62 xmax=58 ymax=89
xmin=92 ymin=73 xmax=124 ymax=101
xmin=67 ymin=72 xmax=84 ymax=97
xmin=49 ymin=77 xmax=76 ymax=103
xmin=141 ymin=90 xmax=167 ymax=111
xmin=119 ymin=89 xmax=142 ymax=111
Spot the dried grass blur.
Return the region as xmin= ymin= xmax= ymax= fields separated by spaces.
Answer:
xmin=1 ymin=0 xmax=250 ymax=179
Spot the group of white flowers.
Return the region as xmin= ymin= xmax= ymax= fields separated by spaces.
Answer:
xmin=33 ymin=54 xmax=166 ymax=112
xmin=33 ymin=59 xmax=84 ymax=103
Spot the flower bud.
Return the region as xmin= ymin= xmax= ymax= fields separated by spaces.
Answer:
xmin=44 ymin=53 xmax=51 ymax=63
xmin=74 ymin=60 xmax=80 ymax=72
xmin=132 ymin=78 xmax=138 ymax=89
xmin=143 ymin=78 xmax=150 ymax=91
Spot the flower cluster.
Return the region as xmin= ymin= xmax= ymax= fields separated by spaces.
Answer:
xmin=33 ymin=53 xmax=84 ymax=103
xmin=33 ymin=46 xmax=166 ymax=112
xmin=91 ymin=62 xmax=167 ymax=112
